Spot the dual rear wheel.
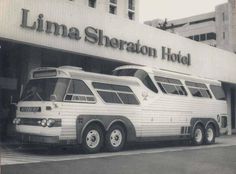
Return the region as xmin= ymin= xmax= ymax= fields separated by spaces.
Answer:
xmin=192 ymin=124 xmax=216 ymax=145
xmin=82 ymin=124 xmax=126 ymax=153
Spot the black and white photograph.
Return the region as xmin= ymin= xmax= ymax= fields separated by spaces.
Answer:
xmin=0 ymin=0 xmax=236 ymax=174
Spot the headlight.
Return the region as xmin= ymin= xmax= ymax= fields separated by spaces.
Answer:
xmin=13 ymin=118 xmax=21 ymax=125
xmin=46 ymin=119 xmax=56 ymax=128
xmin=41 ymin=119 xmax=47 ymax=127
xmin=13 ymin=118 xmax=17 ymax=124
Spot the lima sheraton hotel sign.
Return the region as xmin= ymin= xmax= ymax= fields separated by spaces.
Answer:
xmin=20 ymin=9 xmax=191 ymax=66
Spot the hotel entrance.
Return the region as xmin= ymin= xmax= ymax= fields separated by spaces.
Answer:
xmin=223 ymin=83 xmax=236 ymax=134
xmin=231 ymin=88 xmax=236 ymax=133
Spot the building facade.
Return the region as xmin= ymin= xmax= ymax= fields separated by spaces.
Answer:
xmin=0 ymin=0 xmax=236 ymax=138
xmin=145 ymin=0 xmax=236 ymax=54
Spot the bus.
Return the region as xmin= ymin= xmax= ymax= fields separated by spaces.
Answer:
xmin=13 ymin=65 xmax=228 ymax=153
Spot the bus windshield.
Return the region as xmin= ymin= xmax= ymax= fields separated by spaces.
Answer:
xmin=21 ymin=78 xmax=69 ymax=102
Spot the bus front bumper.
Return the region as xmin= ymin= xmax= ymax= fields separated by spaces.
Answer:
xmin=16 ymin=133 xmax=60 ymax=144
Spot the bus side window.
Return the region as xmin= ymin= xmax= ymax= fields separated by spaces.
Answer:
xmin=65 ymin=79 xmax=96 ymax=103
xmin=210 ymin=85 xmax=226 ymax=100
xmin=185 ymin=81 xmax=212 ymax=99
xmin=113 ymin=69 xmax=158 ymax=93
xmin=92 ymin=82 xmax=140 ymax=105
xmin=155 ymin=76 xmax=188 ymax=96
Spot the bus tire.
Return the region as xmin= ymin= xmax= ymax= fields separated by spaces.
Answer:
xmin=204 ymin=124 xmax=215 ymax=145
xmin=105 ymin=124 xmax=126 ymax=152
xmin=82 ymin=124 xmax=104 ymax=154
xmin=192 ymin=124 xmax=204 ymax=146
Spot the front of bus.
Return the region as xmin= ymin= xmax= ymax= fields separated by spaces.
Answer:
xmin=13 ymin=68 xmax=70 ymax=145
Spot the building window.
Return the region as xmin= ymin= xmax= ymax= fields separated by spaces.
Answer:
xmin=128 ymin=11 xmax=135 ymax=20
xmin=110 ymin=0 xmax=117 ymax=4
xmin=188 ymin=36 xmax=193 ymax=40
xmin=128 ymin=0 xmax=135 ymax=10
xmin=109 ymin=5 xmax=117 ymax=14
xmin=88 ymin=0 xmax=96 ymax=8
xmin=200 ymin=34 xmax=206 ymax=41
xmin=223 ymin=12 xmax=225 ymax=21
xmin=223 ymin=32 xmax=225 ymax=40
xmin=109 ymin=0 xmax=117 ymax=15
xmin=207 ymin=32 xmax=216 ymax=40
xmin=194 ymin=35 xmax=200 ymax=41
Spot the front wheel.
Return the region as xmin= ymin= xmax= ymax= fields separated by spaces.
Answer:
xmin=105 ymin=124 xmax=126 ymax=152
xmin=82 ymin=124 xmax=104 ymax=154
xmin=204 ymin=124 xmax=216 ymax=145
xmin=192 ymin=125 xmax=204 ymax=145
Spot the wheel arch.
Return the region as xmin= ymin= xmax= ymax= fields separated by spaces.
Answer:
xmin=190 ymin=118 xmax=220 ymax=138
xmin=76 ymin=115 xmax=136 ymax=144
xmin=77 ymin=119 xmax=106 ymax=144
xmin=106 ymin=119 xmax=128 ymax=138
xmin=205 ymin=120 xmax=220 ymax=137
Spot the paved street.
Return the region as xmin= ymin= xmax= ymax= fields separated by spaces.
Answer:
xmin=1 ymin=136 xmax=236 ymax=174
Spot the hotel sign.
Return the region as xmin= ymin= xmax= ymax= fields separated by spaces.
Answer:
xmin=20 ymin=9 xmax=191 ymax=66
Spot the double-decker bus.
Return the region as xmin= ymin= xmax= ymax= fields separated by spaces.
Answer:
xmin=13 ymin=65 xmax=227 ymax=153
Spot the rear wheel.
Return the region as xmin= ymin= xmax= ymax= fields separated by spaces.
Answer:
xmin=105 ymin=124 xmax=126 ymax=152
xmin=82 ymin=124 xmax=104 ymax=154
xmin=204 ymin=124 xmax=216 ymax=144
xmin=192 ymin=125 xmax=204 ymax=145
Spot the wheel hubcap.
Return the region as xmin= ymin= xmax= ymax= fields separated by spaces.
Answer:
xmin=86 ymin=130 xmax=100 ymax=148
xmin=206 ymin=128 xmax=214 ymax=142
xmin=195 ymin=128 xmax=203 ymax=143
xmin=110 ymin=129 xmax=122 ymax=147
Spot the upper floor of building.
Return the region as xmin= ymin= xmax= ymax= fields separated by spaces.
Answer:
xmin=67 ymin=0 xmax=139 ymax=21
xmin=144 ymin=0 xmax=236 ymax=54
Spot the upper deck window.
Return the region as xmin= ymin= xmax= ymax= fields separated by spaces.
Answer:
xmin=155 ymin=76 xmax=187 ymax=96
xmin=210 ymin=85 xmax=226 ymax=100
xmin=113 ymin=69 xmax=158 ymax=93
xmin=185 ymin=81 xmax=212 ymax=98
xmin=92 ymin=82 xmax=139 ymax=105
xmin=65 ymin=79 xmax=96 ymax=103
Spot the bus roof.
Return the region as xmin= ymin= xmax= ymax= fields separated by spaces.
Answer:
xmin=114 ymin=65 xmax=222 ymax=86
xmin=30 ymin=66 xmax=140 ymax=87
xmin=31 ymin=65 xmax=222 ymax=87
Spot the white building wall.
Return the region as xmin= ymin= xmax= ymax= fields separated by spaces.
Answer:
xmin=145 ymin=0 xmax=236 ymax=53
xmin=216 ymin=3 xmax=232 ymax=51
xmin=0 ymin=0 xmax=236 ymax=84
xmin=59 ymin=0 xmax=139 ymax=22
xmin=145 ymin=13 xmax=217 ymax=46
xmin=229 ymin=0 xmax=236 ymax=53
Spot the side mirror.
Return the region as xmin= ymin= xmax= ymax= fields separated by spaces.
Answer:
xmin=10 ymin=96 xmax=17 ymax=106
xmin=50 ymin=94 xmax=57 ymax=101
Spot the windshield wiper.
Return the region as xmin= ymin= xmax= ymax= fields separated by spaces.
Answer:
xmin=21 ymin=90 xmax=35 ymax=101
xmin=22 ymin=89 xmax=43 ymax=101
xmin=35 ymin=92 xmax=43 ymax=101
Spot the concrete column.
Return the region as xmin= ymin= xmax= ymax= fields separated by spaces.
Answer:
xmin=0 ymin=42 xmax=3 ymax=114
xmin=234 ymin=87 xmax=236 ymax=129
xmin=225 ymin=85 xmax=232 ymax=135
xmin=20 ymin=46 xmax=42 ymax=87
xmin=229 ymin=0 xmax=236 ymax=52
